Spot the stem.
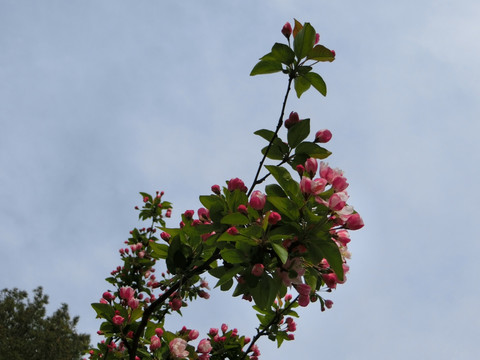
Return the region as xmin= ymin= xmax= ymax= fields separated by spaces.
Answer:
xmin=240 ymin=296 xmax=300 ymax=360
xmin=247 ymin=75 xmax=294 ymax=197
xmin=128 ymin=249 xmax=221 ymax=360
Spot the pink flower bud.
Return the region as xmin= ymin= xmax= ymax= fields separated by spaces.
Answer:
xmin=221 ymin=323 xmax=228 ymax=333
xmin=345 ymin=213 xmax=364 ymax=230
xmin=227 ymin=178 xmax=248 ymax=192
xmin=322 ymin=272 xmax=338 ymax=289
xmin=284 ymin=294 xmax=292 ymax=302
xmin=281 ymin=22 xmax=292 ymax=39
xmin=169 ymin=297 xmax=182 ymax=311
xmin=305 ymin=158 xmax=318 ymax=176
xmin=268 ymin=211 xmax=282 ymax=225
xmin=103 ymin=291 xmax=115 ymax=301
xmin=288 ymin=333 xmax=295 ymax=340
xmin=112 ymin=314 xmax=125 ymax=326
xmin=155 ymin=328 xmax=164 ymax=337
xmin=184 ymin=210 xmax=194 ymax=220
xmin=284 ymin=111 xmax=300 ymax=129
xmin=296 ymin=164 xmax=305 ymax=176
xmin=251 ymin=263 xmax=265 ymax=277
xmin=295 ymin=283 xmax=311 ymax=296
xmin=165 ymin=209 xmax=172 ymax=218
xmin=150 ymin=335 xmax=161 ymax=351
xmin=331 ymin=50 xmax=336 ymax=57
xmin=249 ymin=190 xmax=266 ymax=211
xmin=198 ymin=207 xmax=210 ymax=221
xmin=227 ymin=226 xmax=239 ymax=236
xmin=325 ymin=299 xmax=333 ymax=309
xmin=160 ymin=232 xmax=171 ymax=241
xmin=315 ymin=129 xmax=332 ymax=143
xmin=128 ymin=297 xmax=139 ymax=309
xmin=211 ymin=184 xmax=221 ymax=195
xmin=209 ymin=328 xmax=218 ymax=336
xmin=315 ymin=33 xmax=320 ymax=45
xmin=237 ymin=204 xmax=248 ymax=214
xmin=300 ymin=176 xmax=312 ymax=195
xmin=189 ymin=329 xmax=199 ymax=340
xmin=298 ymin=294 xmax=310 ymax=307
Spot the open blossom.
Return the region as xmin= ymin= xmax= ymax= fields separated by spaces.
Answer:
xmin=197 ymin=338 xmax=213 ymax=353
xmin=328 ymin=192 xmax=348 ymax=211
xmin=119 ymin=286 xmax=134 ymax=300
xmin=249 ymin=190 xmax=266 ymax=210
xmin=169 ymin=338 xmax=189 ymax=358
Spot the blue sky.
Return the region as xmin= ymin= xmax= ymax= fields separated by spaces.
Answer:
xmin=1 ymin=1 xmax=479 ymax=359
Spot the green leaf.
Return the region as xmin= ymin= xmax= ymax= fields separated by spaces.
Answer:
xmin=91 ymin=303 xmax=115 ymax=320
xmin=265 ymin=184 xmax=287 ymax=197
xmin=149 ymin=242 xmax=169 ymax=259
xmin=214 ymin=265 xmax=243 ymax=288
xmin=306 ymin=238 xmax=344 ymax=281
xmin=294 ymin=75 xmax=311 ymax=98
xmin=272 ymin=242 xmax=288 ymax=264
xmin=293 ymin=22 xmax=316 ymax=59
xmin=302 ymin=72 xmax=327 ymax=96
xmin=250 ymin=60 xmax=283 ymax=76
xmin=261 ymin=138 xmax=289 ymax=161
xmin=220 ymin=249 xmax=247 ymax=264
xmin=265 ymin=165 xmax=302 ymax=205
xmin=287 ymin=119 xmax=310 ymax=148
xmin=254 ymin=129 xmax=276 ymax=142
xmin=267 ymin=196 xmax=299 ymax=221
xmin=307 ymin=45 xmax=335 ymax=62
xmin=295 ymin=142 xmax=332 ymax=159
xmin=221 ymin=213 xmax=250 ymax=225
xmin=261 ymin=43 xmax=296 ymax=65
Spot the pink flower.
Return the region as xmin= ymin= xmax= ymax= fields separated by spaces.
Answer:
xmin=169 ymin=338 xmax=189 ymax=358
xmin=189 ymin=329 xmax=199 ymax=340
xmin=227 ymin=178 xmax=247 ymax=192
xmin=315 ymin=129 xmax=332 ymax=143
xmin=198 ymin=290 xmax=210 ymax=299
xmin=112 ymin=314 xmax=125 ymax=326
xmin=295 ymin=283 xmax=311 ymax=296
xmin=165 ymin=208 xmax=172 ymax=218
xmin=227 ymin=226 xmax=239 ymax=236
xmin=305 ymin=158 xmax=318 ymax=176
xmin=102 ymin=291 xmax=115 ymax=301
xmin=150 ymin=335 xmax=161 ymax=351
xmin=288 ymin=333 xmax=295 ymax=340
xmin=300 ymin=176 xmax=312 ymax=195
xmin=221 ymin=323 xmax=228 ymax=333
xmin=128 ymin=297 xmax=139 ymax=309
xmin=325 ymin=299 xmax=333 ymax=309
xmin=237 ymin=204 xmax=248 ymax=214
xmin=184 ymin=210 xmax=194 ymax=220
xmin=284 ymin=294 xmax=292 ymax=302
xmin=209 ymin=328 xmax=218 ymax=336
xmin=160 ymin=232 xmax=171 ymax=241
xmin=331 ymin=50 xmax=336 ymax=57
xmin=298 ymin=294 xmax=310 ymax=307
xmin=322 ymin=272 xmax=338 ymax=289
xmin=345 ymin=213 xmax=364 ymax=230
xmin=296 ymin=164 xmax=305 ymax=176
xmin=251 ymin=263 xmax=264 ymax=277
xmin=211 ymin=184 xmax=221 ymax=195
xmin=281 ymin=22 xmax=292 ymax=39
xmin=119 ymin=286 xmax=134 ymax=300
xmin=268 ymin=211 xmax=281 ymax=225
xmin=249 ymin=190 xmax=266 ymax=211
xmin=328 ymin=192 xmax=348 ymax=211
xmin=311 ymin=178 xmax=327 ymax=195
xmin=197 ymin=338 xmax=213 ymax=353
xmin=198 ymin=207 xmax=210 ymax=221
xmin=284 ymin=111 xmax=300 ymax=129
xmin=169 ymin=297 xmax=182 ymax=311
xmin=332 ymin=176 xmax=348 ymax=192
xmin=315 ymin=33 xmax=320 ymax=45
xmin=155 ymin=328 xmax=164 ymax=337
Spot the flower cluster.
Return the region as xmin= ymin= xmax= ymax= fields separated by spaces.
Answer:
xmin=85 ymin=19 xmax=363 ymax=360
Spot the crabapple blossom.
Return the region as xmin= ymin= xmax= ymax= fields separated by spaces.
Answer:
xmin=251 ymin=263 xmax=265 ymax=277
xmin=169 ymin=338 xmax=189 ymax=358
xmin=227 ymin=226 xmax=239 ymax=235
xmin=197 ymin=338 xmax=213 ymax=353
xmin=268 ymin=211 xmax=281 ymax=225
xmin=281 ymin=22 xmax=292 ymax=38
xmin=211 ymin=184 xmax=221 ymax=195
xmin=315 ymin=129 xmax=332 ymax=143
xmin=221 ymin=323 xmax=228 ymax=333
xmin=112 ymin=314 xmax=125 ymax=326
xmin=325 ymin=299 xmax=333 ymax=309
xmin=284 ymin=111 xmax=300 ymax=129
xmin=227 ymin=178 xmax=247 ymax=192
xmin=150 ymin=335 xmax=161 ymax=351
xmin=119 ymin=286 xmax=134 ymax=300
xmin=345 ymin=213 xmax=364 ymax=230
xmin=189 ymin=329 xmax=199 ymax=340
xmin=249 ymin=190 xmax=266 ymax=210
xmin=305 ymin=158 xmax=318 ymax=176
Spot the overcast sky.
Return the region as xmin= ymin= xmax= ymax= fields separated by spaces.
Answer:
xmin=1 ymin=1 xmax=479 ymax=359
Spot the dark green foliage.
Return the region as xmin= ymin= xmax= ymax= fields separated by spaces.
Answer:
xmin=0 ymin=287 xmax=90 ymax=360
